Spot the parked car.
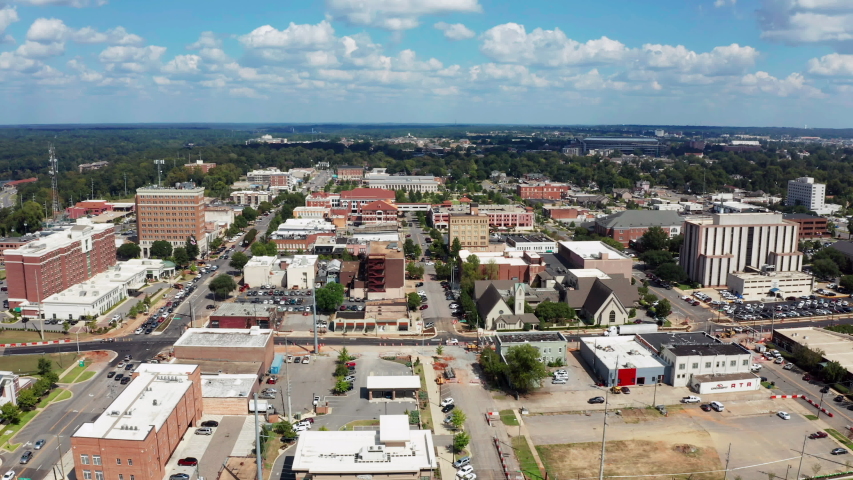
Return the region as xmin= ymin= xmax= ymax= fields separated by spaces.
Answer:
xmin=441 ymin=398 xmax=455 ymax=407
xmin=681 ymin=396 xmax=701 ymax=404
xmin=195 ymin=427 xmax=213 ymax=435
xmin=456 ymin=466 xmax=474 ymax=477
xmin=700 ymin=404 xmax=712 ymax=412
xmin=441 ymin=404 xmax=456 ymax=413
xmin=832 ymin=448 xmax=849 ymax=455
xmin=19 ymin=451 xmax=32 ymax=464
xmin=809 ymin=431 xmax=828 ymax=439
xmin=588 ymin=396 xmax=605 ymax=404
xmin=710 ymin=401 xmax=725 ymax=412
xmin=777 ymin=411 xmax=791 ymax=420
xmin=453 ymin=456 xmax=471 ymax=468
xmin=200 ymin=420 xmax=219 ymax=427
xmin=177 ymin=458 xmax=198 ymax=466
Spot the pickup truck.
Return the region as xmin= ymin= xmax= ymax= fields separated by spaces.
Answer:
xmin=681 ymin=396 xmax=701 ymax=403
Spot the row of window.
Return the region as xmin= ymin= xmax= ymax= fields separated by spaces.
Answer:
xmin=81 ymin=455 xmax=134 ymax=467
xmin=678 ymin=359 xmax=749 ymax=370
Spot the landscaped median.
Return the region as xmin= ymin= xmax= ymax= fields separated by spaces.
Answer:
xmin=59 ymin=359 xmax=95 ymax=383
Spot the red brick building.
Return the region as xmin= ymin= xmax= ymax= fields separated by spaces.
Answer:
xmin=593 ymin=210 xmax=683 ymax=247
xmin=136 ymin=186 xmax=207 ymax=258
xmin=71 ymin=364 xmax=203 ymax=480
xmin=336 ymin=165 xmax=364 ymax=181
xmin=0 ymin=237 xmax=34 ymax=266
xmin=5 ymin=222 xmax=116 ymax=309
xmin=339 ymin=188 xmax=396 ymax=213
xmin=184 ymin=159 xmax=217 ymax=173
xmin=516 ymin=183 xmax=570 ymax=200
xmin=783 ymin=214 xmax=829 ymax=239
xmin=306 ymin=191 xmax=339 ymax=208
xmin=66 ymin=200 xmax=114 ymax=220
xmin=357 ymin=201 xmax=398 ymax=225
xmin=173 ymin=327 xmax=275 ymax=375
xmin=208 ymin=303 xmax=281 ymax=329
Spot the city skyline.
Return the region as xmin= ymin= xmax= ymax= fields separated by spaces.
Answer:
xmin=0 ymin=0 xmax=852 ymax=127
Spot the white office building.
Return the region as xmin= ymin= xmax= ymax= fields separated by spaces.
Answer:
xmin=786 ymin=177 xmax=825 ymax=212
xmin=680 ymin=213 xmax=802 ymax=288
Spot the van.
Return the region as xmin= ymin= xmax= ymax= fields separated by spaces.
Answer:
xmin=710 ymin=401 xmax=725 ymax=412
xmin=195 ymin=427 xmax=213 ymax=435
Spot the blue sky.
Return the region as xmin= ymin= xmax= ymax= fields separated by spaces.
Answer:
xmin=1 ymin=0 xmax=852 ymax=127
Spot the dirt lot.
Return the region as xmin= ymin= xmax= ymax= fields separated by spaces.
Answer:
xmin=538 ymin=436 xmax=723 ymax=480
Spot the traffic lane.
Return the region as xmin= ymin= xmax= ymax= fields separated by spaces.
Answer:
xmin=759 ymin=362 xmax=853 ymax=430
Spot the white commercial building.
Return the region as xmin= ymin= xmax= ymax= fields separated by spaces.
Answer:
xmin=284 ymin=255 xmax=318 ymax=289
xmin=786 ymin=177 xmax=826 ymax=212
xmin=661 ymin=343 xmax=754 ymax=388
xmin=42 ymin=278 xmax=126 ymax=320
xmin=291 ymin=415 xmax=437 ymax=480
xmin=680 ymin=213 xmax=803 ymax=288
xmin=120 ymin=258 xmax=175 ymax=281
xmin=272 ymin=219 xmax=336 ymax=238
xmin=727 ymin=270 xmax=815 ymax=301
xmin=205 ymin=206 xmax=236 ymax=228
xmin=364 ymin=169 xmax=440 ymax=193
xmin=247 ymin=167 xmax=283 ymax=185
xmin=243 ymin=256 xmax=285 ymax=288
xmin=293 ymin=207 xmax=328 ymax=219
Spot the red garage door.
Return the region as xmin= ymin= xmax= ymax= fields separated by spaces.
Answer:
xmin=617 ymin=368 xmax=636 ymax=386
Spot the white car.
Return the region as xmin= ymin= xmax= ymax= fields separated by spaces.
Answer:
xmin=424 ymin=261 xmax=435 ymax=266
xmin=294 ymin=424 xmax=309 ymax=432
xmin=297 ymin=420 xmax=312 ymax=429
xmin=456 ymin=466 xmax=474 ymax=477
xmin=440 ymin=397 xmax=455 ymax=407
xmin=312 ymin=395 xmax=321 ymax=406
xmin=777 ymin=411 xmax=791 ymax=420
xmin=418 ymin=291 xmax=427 ymax=296
xmin=3 ymin=471 xmax=15 ymax=480
xmin=134 ymin=328 xmax=144 ymax=335
xmin=750 ymin=364 xmax=762 ymax=372
xmin=463 ymin=474 xmax=477 ymax=480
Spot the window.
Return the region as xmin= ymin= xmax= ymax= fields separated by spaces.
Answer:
xmin=730 ymin=360 xmax=736 ymax=367
xmin=692 ymin=363 xmax=699 ymax=369
xmin=81 ymin=455 xmax=90 ymax=465
xmin=93 ymin=456 xmax=102 ymax=466
xmin=678 ymin=363 xmax=685 ymax=370
xmin=83 ymin=472 xmax=92 ymax=480
xmin=705 ymin=362 xmax=711 ymax=368
xmin=742 ymin=359 xmax=749 ymax=366
xmin=609 ymin=311 xmax=616 ymax=323
xmin=95 ymin=472 xmax=104 ymax=480
xmin=128 ymin=460 xmax=133 ymax=466
xmin=119 ymin=476 xmax=123 ymax=480
xmin=116 ymin=459 xmax=121 ymax=465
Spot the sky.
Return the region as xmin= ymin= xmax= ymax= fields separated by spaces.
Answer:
xmin=1 ymin=0 xmax=852 ymax=127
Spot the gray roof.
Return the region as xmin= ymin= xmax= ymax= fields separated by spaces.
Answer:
xmin=477 ymin=284 xmax=508 ymax=320
xmin=212 ymin=302 xmax=273 ymax=318
xmin=829 ymin=241 xmax=853 ymax=258
xmin=637 ymin=332 xmax=720 ymax=353
xmin=497 ymin=331 xmax=566 ymax=343
xmin=474 ymin=280 xmax=517 ymax=301
xmin=566 ymin=276 xmax=639 ymax=315
xmin=596 ymin=210 xmax=683 ymax=229
xmin=496 ymin=313 xmax=540 ymax=325
xmin=667 ymin=343 xmax=750 ymax=357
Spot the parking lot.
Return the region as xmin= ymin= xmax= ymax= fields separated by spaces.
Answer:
xmin=683 ymin=289 xmax=853 ymax=323
xmin=163 ymin=415 xmax=255 ymax=480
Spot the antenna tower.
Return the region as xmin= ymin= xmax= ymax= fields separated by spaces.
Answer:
xmin=48 ymin=145 xmax=60 ymax=219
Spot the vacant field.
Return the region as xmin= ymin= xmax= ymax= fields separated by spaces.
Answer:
xmin=538 ymin=437 xmax=723 ymax=480
xmin=0 ymin=352 xmax=77 ymax=374
xmin=0 ymin=330 xmax=67 ymax=344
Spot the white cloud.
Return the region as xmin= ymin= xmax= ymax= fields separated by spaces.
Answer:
xmin=434 ymin=22 xmax=475 ymax=41
xmin=480 ymin=23 xmax=628 ymax=67
xmin=67 ymin=58 xmax=104 ymax=82
xmin=431 ymin=86 xmax=459 ymax=95
xmin=0 ymin=50 xmax=39 ymax=71
xmin=187 ymin=31 xmax=221 ymax=50
xmin=161 ymin=54 xmax=202 ymax=75
xmin=714 ymin=0 xmax=735 ymax=6
xmin=13 ymin=0 xmax=107 ymax=7
xmin=16 ymin=40 xmax=64 ymax=57
xmin=469 ymin=63 xmax=551 ymax=87
xmin=565 ymin=69 xmax=632 ymax=91
xmin=326 ymin=0 xmax=482 ymax=30
xmin=807 ymin=53 xmax=853 ymax=76
xmin=757 ymin=0 xmax=853 ymax=47
xmin=99 ymin=45 xmax=166 ymax=63
xmin=23 ymin=18 xmax=141 ymax=55
xmin=0 ymin=6 xmax=19 ymax=42
xmin=230 ymin=86 xmax=267 ymax=99
xmin=640 ymin=43 xmax=759 ymax=75
xmin=239 ymin=21 xmax=335 ymax=49
xmin=740 ymin=71 xmax=824 ymax=97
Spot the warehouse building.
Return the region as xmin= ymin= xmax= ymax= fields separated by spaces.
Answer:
xmin=579 ymin=336 xmax=667 ymax=387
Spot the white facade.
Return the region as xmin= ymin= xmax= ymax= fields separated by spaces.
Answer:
xmin=662 ymin=344 xmax=753 ymax=387
xmin=293 ymin=207 xmax=328 ymax=219
xmin=244 ymin=256 xmax=285 ymax=288
xmin=205 ymin=207 xmax=236 ymax=228
xmin=231 ymin=191 xmax=271 ymax=206
xmin=247 ymin=167 xmax=282 ymax=185
xmin=691 ymin=373 xmax=761 ymax=394
xmin=364 ymin=171 xmax=440 ymax=192
xmin=727 ymin=271 xmax=814 ymax=301
xmin=285 ymin=255 xmax=318 ymax=289
xmin=786 ymin=177 xmax=826 ymax=211
xmin=680 ymin=213 xmax=803 ymax=287
xmin=42 ymin=279 xmax=126 ymax=320
xmin=272 ymin=219 xmax=336 ymax=238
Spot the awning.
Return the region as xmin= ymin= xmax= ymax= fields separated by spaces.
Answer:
xmin=769 ymin=288 xmax=781 ymax=292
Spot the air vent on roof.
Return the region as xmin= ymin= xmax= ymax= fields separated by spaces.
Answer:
xmin=153 ymin=399 xmax=158 ymax=406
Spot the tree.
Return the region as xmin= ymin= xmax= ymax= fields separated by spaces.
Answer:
xmin=407 ymin=292 xmax=422 ymax=311
xmin=272 ymin=420 xmax=296 ymax=439
xmin=504 ymin=344 xmax=549 ymax=392
xmin=16 ymin=390 xmax=38 ymax=410
xmin=668 ymin=234 xmax=684 ymax=253
xmin=117 ymin=242 xmax=141 ymax=260
xmin=229 ymin=251 xmax=249 ymax=271
xmin=337 ymin=347 xmax=350 ymax=363
xmin=653 ymin=299 xmax=672 ymax=318
xmin=842 ymin=275 xmax=853 ymax=292
xmin=242 ymin=207 xmax=258 ymax=222
xmin=0 ymin=402 xmax=21 ymax=424
xmin=150 ymin=240 xmax=172 ymax=259
xmin=638 ymin=226 xmax=670 ymax=252
xmin=452 ymin=432 xmax=470 ymax=453
xmin=655 ymin=263 xmax=688 ymax=284
xmin=600 ymin=237 xmax=625 ymax=251
xmin=450 ymin=409 xmax=467 ymax=430
xmin=484 ymin=259 xmax=500 ymax=280
xmin=208 ymin=274 xmax=237 ymax=299
xmin=185 ymin=237 xmax=199 ymax=260
xmin=640 ymin=250 xmax=674 ymax=268
xmin=37 ymin=357 xmax=53 ymax=376
xmin=436 ymin=345 xmax=444 ymax=356
xmin=315 ymin=283 xmax=345 ymax=311
xmin=210 ymin=237 xmax=223 ymax=250
xmin=823 ymin=360 xmax=846 ymax=384
xmin=172 ymin=247 xmax=190 ymax=267
xmin=813 ymin=258 xmax=841 ymax=280
xmin=450 ymin=237 xmax=462 ymax=258
xmin=333 ymin=377 xmax=351 ymax=394
xmin=406 ymin=262 xmax=424 ymax=279
xmin=403 ymin=239 xmax=421 ymax=258
xmin=629 ymin=308 xmax=637 ymax=319
xmin=257 ymin=201 xmax=274 ymax=214
xmin=234 ymin=215 xmax=248 ymax=229
xmin=534 ymin=301 xmax=574 ymax=324
xmin=793 ymin=344 xmax=825 ymax=370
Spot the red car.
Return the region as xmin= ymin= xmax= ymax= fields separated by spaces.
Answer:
xmin=810 ymin=431 xmax=829 ymax=439
xmin=267 ymin=376 xmax=278 ymax=384
xmin=803 ymin=374 xmax=812 ymax=381
xmin=419 ymin=304 xmax=428 ymax=310
xmin=345 ymin=362 xmax=356 ymax=368
xmin=177 ymin=458 xmax=198 ymax=466
xmin=340 ymin=305 xmax=348 ymax=311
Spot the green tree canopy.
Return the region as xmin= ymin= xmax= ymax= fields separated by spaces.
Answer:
xmin=653 ymin=298 xmax=672 ymax=318
xmin=117 ymin=242 xmax=141 ymax=260
xmin=407 ymin=292 xmax=422 ymax=311
xmin=242 ymin=207 xmax=258 ymax=222
xmin=315 ymin=282 xmax=345 ymax=311
xmin=638 ymin=226 xmax=670 ymax=252
xmin=209 ymin=274 xmax=237 ymax=299
xmin=655 ymin=263 xmax=688 ymax=283
xmin=841 ymin=275 xmax=853 ymax=292
xmin=640 ymin=250 xmax=674 ymax=268
xmin=812 ymin=258 xmax=841 ymax=280
xmin=504 ymin=344 xmax=549 ymax=392
xmin=823 ymin=360 xmax=846 ymax=384
xmin=172 ymin=247 xmax=190 ymax=267
xmin=150 ymin=240 xmax=172 ymax=259
xmin=452 ymin=432 xmax=470 ymax=453
xmin=185 ymin=237 xmax=199 ymax=260
xmin=229 ymin=251 xmax=249 ymax=271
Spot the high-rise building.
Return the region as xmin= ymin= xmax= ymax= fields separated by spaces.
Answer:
xmin=4 ymin=220 xmax=116 ymax=310
xmin=448 ymin=214 xmax=490 ymax=252
xmin=135 ymin=186 xmax=207 ymax=258
xmin=680 ymin=213 xmax=802 ymax=287
xmin=786 ymin=177 xmax=825 ymax=211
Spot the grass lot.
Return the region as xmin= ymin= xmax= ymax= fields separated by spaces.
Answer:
xmin=500 ymin=409 xmax=519 ymax=427
xmin=59 ymin=359 xmax=91 ymax=383
xmin=262 ymin=434 xmax=283 ymax=472
xmin=36 ymin=388 xmax=68 ymax=408
xmin=805 ymin=414 xmax=819 ymax=420
xmin=0 ymin=352 xmax=77 ymax=375
xmin=413 ymin=363 xmax=433 ymax=430
xmin=512 ymin=436 xmax=542 ymax=480
xmin=0 ymin=270 xmax=6 ymax=280
xmin=827 ymin=429 xmax=853 ymax=449
xmin=76 ymin=371 xmax=96 ymax=382
xmin=0 ymin=330 xmax=67 ymax=345
xmin=340 ymin=419 xmax=380 ymax=431
xmin=0 ymin=409 xmax=38 ymax=450
xmin=537 ymin=438 xmax=723 ymax=480
xmin=54 ymin=389 xmax=72 ymax=402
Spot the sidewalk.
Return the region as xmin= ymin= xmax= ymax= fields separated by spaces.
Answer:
xmin=416 ymin=354 xmax=458 ymax=480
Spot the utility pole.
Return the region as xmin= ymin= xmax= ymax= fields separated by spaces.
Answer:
xmin=154 ymin=159 xmax=165 ymax=187
xmin=284 ymin=340 xmax=292 ymax=422
xmin=253 ymin=393 xmax=263 ymax=480
xmin=796 ymin=434 xmax=807 ymax=480
xmin=723 ymin=443 xmax=732 ymax=480
xmin=124 ymin=173 xmax=127 ymax=197
xmin=598 ymin=392 xmax=608 ymax=480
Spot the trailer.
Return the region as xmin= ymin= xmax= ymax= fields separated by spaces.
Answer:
xmin=270 ymin=354 xmax=284 ymax=375
xmin=249 ymin=400 xmax=275 ymax=414
xmin=605 ymin=324 xmax=659 ymax=336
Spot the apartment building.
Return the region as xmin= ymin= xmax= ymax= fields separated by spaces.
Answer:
xmin=516 ymin=183 xmax=570 ymax=200
xmin=339 ymin=188 xmax=396 ymax=213
xmin=5 ymin=220 xmax=116 ymax=309
xmin=448 ymin=214 xmax=490 ymax=252
xmin=363 ymin=170 xmax=441 ymax=193
xmin=184 ymin=159 xmax=216 ymax=173
xmin=786 ymin=177 xmax=825 ymax=211
xmin=247 ymin=167 xmax=283 ymax=185
xmin=431 ymin=203 xmax=534 ymax=230
xmin=336 ymin=165 xmax=364 ymax=181
xmin=135 ymin=186 xmax=207 ymax=258
xmin=680 ymin=213 xmax=802 ymax=288
xmin=365 ymin=242 xmax=405 ymax=300
xmin=783 ymin=213 xmax=829 ymax=239
xmin=71 ymin=364 xmax=203 ymax=480
xmin=0 ymin=236 xmax=34 ymax=266
xmin=230 ymin=191 xmax=272 ymax=206
xmin=594 ymin=210 xmax=683 ymax=247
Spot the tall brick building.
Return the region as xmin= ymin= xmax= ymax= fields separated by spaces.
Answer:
xmin=516 ymin=183 xmax=570 ymax=200
xmin=135 ymin=186 xmax=207 ymax=258
xmin=336 ymin=165 xmax=364 ymax=181
xmin=448 ymin=214 xmax=490 ymax=252
xmin=5 ymin=221 xmax=116 ymax=309
xmin=71 ymin=364 xmax=203 ymax=480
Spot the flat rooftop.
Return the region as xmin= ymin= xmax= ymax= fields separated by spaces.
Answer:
xmin=5 ymin=222 xmax=113 ymax=257
xmin=245 ymin=256 xmax=276 ymax=267
xmin=173 ymin=359 xmax=263 ymax=376
xmin=729 ymin=270 xmax=812 ymax=280
xmin=210 ymin=303 xmax=275 ymax=319
xmin=291 ymin=416 xmax=436 ymax=474
xmin=73 ymin=364 xmax=199 ymax=441
xmin=507 ymin=234 xmax=554 ymax=243
xmin=365 ymin=376 xmax=421 ymax=390
xmin=567 ymin=269 xmax=611 ymax=279
xmin=201 ymin=374 xmax=256 ymax=398
xmin=637 ymin=332 xmax=721 ymax=353
xmin=497 ymin=332 xmax=567 ymax=343
xmin=581 ymin=336 xmax=667 ymax=370
xmin=667 ymin=343 xmax=750 ymax=357
xmin=559 ymin=241 xmax=630 ymax=260
xmin=459 ymin=250 xmax=529 ymax=266
xmin=174 ymin=327 xmax=272 ymax=348
xmin=776 ymin=327 xmax=853 ymax=371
